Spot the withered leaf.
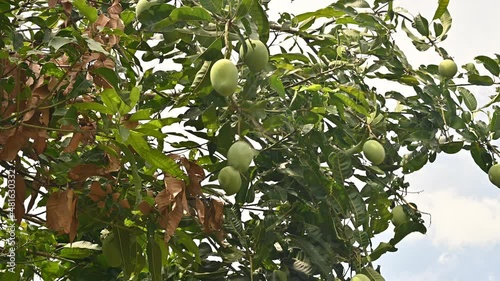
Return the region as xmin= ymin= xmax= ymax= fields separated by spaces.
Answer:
xmin=68 ymin=164 xmax=109 ymax=181
xmin=0 ymin=130 xmax=27 ymax=161
xmin=14 ymin=175 xmax=26 ymax=225
xmin=88 ymin=181 xmax=106 ymax=202
xmin=46 ymin=189 xmax=78 ymax=242
xmin=63 ymin=132 xmax=84 ymax=153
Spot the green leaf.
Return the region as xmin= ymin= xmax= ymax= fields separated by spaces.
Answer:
xmin=290 ymin=235 xmax=332 ymax=279
xmin=402 ymin=150 xmax=428 ymax=173
xmin=440 ymin=141 xmax=463 ymax=154
xmin=73 ymin=0 xmax=98 ymax=23
xmin=475 ymin=55 xmax=500 ymax=76
xmin=170 ymin=6 xmax=211 ymax=21
xmin=147 ymin=236 xmax=162 ymax=281
xmin=468 ymin=74 xmax=494 ymax=86
xmin=457 ymin=87 xmax=477 ymax=111
xmin=369 ymin=242 xmax=397 ymax=261
xmin=338 ymin=85 xmax=369 ymax=108
xmin=270 ymin=75 xmax=286 ymax=98
xmin=100 ymin=88 xmax=122 ymax=114
xmin=432 ymin=0 xmax=449 ymax=20
xmin=92 ymin=67 xmax=119 ymax=89
xmin=129 ymin=109 xmax=152 ymax=121
xmin=191 ymin=61 xmax=211 ymax=91
xmin=85 ymin=37 xmax=109 ymax=54
xmin=73 ymin=102 xmax=114 ymax=114
xmin=49 ymin=37 xmax=77 ymax=52
xmin=470 ymin=141 xmax=492 ymax=173
xmin=249 ymin=0 xmax=269 ymax=43
xmin=199 ymin=0 xmax=223 ymax=14
xmin=390 ymin=221 xmax=427 ymax=245
xmin=414 ymin=14 xmax=429 ymax=37
xmin=294 ymin=7 xmax=345 ymax=23
xmin=438 ymin=9 xmax=452 ymax=38
xmin=361 ymin=266 xmax=386 ymax=281
xmin=346 ymin=185 xmax=368 ymax=227
xmin=127 ymin=131 xmax=185 ymax=179
xmin=334 ymin=94 xmax=369 ymax=116
xmin=235 ymin=0 xmax=253 ymax=19
xmin=327 ymin=150 xmax=353 ymax=183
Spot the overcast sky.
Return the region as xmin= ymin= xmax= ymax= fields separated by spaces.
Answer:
xmin=266 ymin=0 xmax=500 ymax=280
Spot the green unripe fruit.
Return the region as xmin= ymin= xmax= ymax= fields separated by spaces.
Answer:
xmin=488 ymin=164 xmax=500 ymax=188
xmin=438 ymin=59 xmax=458 ymax=78
xmin=352 ymin=274 xmax=370 ymax=281
xmin=362 ymin=140 xmax=385 ymax=165
xmin=210 ymin=59 xmax=239 ymax=96
xmin=391 ymin=205 xmax=409 ymax=227
xmin=240 ymin=39 xmax=269 ymax=72
xmin=136 ymin=0 xmax=154 ymax=18
xmin=218 ymin=166 xmax=241 ymax=195
xmin=227 ymin=141 xmax=255 ymax=172
xmin=102 ymin=233 xmax=122 ymax=267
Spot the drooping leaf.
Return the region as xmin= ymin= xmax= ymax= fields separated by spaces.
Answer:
xmin=432 ymin=0 xmax=449 ymax=20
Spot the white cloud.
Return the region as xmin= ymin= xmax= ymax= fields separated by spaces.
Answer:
xmin=438 ymin=252 xmax=457 ymax=265
xmin=407 ymin=189 xmax=500 ymax=249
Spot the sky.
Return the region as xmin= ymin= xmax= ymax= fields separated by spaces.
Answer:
xmin=265 ymin=0 xmax=500 ymax=280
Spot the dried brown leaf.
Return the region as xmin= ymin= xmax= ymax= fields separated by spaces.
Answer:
xmin=138 ymin=200 xmax=154 ymax=216
xmin=46 ymin=189 xmax=78 ymax=241
xmin=88 ymin=181 xmax=106 ymax=202
xmin=48 ymin=0 xmax=58 ymax=8
xmin=164 ymin=198 xmax=183 ymax=242
xmin=0 ymin=131 xmax=26 ymax=161
xmin=68 ymin=164 xmax=108 ymax=181
xmin=14 ymin=175 xmax=26 ymax=225
xmin=63 ymin=133 xmax=84 ymax=153
xmin=209 ymin=199 xmax=224 ymax=231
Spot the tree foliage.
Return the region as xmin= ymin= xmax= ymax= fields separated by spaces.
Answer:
xmin=0 ymin=0 xmax=499 ymax=280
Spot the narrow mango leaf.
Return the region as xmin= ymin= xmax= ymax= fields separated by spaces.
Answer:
xmin=249 ymin=0 xmax=269 ymax=43
xmin=147 ymin=236 xmax=162 ymax=281
xmin=191 ymin=60 xmax=211 ymax=91
xmin=338 ymin=85 xmax=369 ymax=108
xmin=346 ymin=185 xmax=368 ymax=227
xmin=290 ymin=235 xmax=332 ymax=279
xmin=199 ymin=0 xmax=223 ymax=14
xmin=432 ymin=0 xmax=449 ymax=20
xmin=294 ymin=7 xmax=345 ymax=23
xmin=475 ymin=55 xmax=500 ymax=76
xmin=73 ymin=102 xmax=114 ymax=114
xmin=438 ymin=9 xmax=452 ymax=38
xmin=457 ymin=87 xmax=477 ymax=111
xmin=327 ymin=150 xmax=353 ymax=183
xmin=335 ymin=94 xmax=369 ymax=116
xmin=127 ymin=131 xmax=185 ymax=179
